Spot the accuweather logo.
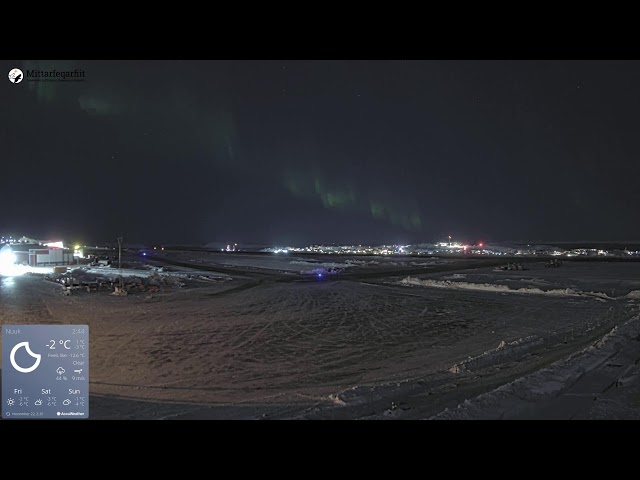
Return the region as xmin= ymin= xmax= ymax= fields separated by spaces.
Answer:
xmin=8 ymin=68 xmax=23 ymax=84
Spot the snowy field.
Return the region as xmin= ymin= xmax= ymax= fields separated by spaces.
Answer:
xmin=430 ymin=312 xmax=640 ymax=420
xmin=1 ymin=255 xmax=639 ymax=419
xmin=161 ymin=251 xmax=450 ymax=274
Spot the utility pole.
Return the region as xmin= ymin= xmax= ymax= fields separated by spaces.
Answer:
xmin=117 ymin=235 xmax=123 ymax=289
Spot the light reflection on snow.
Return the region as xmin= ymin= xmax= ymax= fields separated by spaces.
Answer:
xmin=0 ymin=265 xmax=54 ymax=277
xmin=1 ymin=276 xmax=16 ymax=289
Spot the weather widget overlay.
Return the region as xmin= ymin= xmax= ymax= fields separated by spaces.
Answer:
xmin=2 ymin=325 xmax=89 ymax=419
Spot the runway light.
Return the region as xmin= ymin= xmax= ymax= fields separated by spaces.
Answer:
xmin=479 ymin=243 xmax=484 ymax=248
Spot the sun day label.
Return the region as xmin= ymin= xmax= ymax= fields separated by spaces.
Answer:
xmin=2 ymin=325 xmax=89 ymax=419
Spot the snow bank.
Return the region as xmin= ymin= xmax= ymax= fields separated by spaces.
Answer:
xmin=72 ymin=265 xmax=229 ymax=283
xmin=626 ymin=290 xmax=640 ymax=300
xmin=399 ymin=276 xmax=579 ymax=297
xmin=518 ymin=278 xmax=552 ymax=285
xmin=448 ymin=335 xmax=545 ymax=374
xmin=82 ymin=267 xmax=157 ymax=278
xmin=442 ymin=273 xmax=467 ymax=280
xmin=301 ymin=268 xmax=337 ymax=276
xmin=290 ymin=260 xmax=358 ymax=269
xmin=399 ymin=276 xmax=612 ymax=300
xmin=431 ymin=313 xmax=640 ymax=420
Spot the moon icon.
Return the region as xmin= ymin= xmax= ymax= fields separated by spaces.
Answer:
xmin=10 ymin=342 xmax=42 ymax=373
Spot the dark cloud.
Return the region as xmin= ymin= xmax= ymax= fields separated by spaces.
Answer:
xmin=2 ymin=60 xmax=639 ymax=245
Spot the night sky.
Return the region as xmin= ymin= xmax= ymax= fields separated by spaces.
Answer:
xmin=2 ymin=60 xmax=640 ymax=246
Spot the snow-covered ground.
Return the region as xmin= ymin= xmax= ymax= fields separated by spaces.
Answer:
xmin=1 ymin=258 xmax=638 ymax=419
xmin=0 ymin=265 xmax=53 ymax=276
xmin=75 ymin=264 xmax=229 ymax=280
xmin=431 ymin=312 xmax=640 ymax=420
xmin=79 ymin=266 xmax=159 ymax=278
xmin=164 ymin=251 xmax=449 ymax=274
